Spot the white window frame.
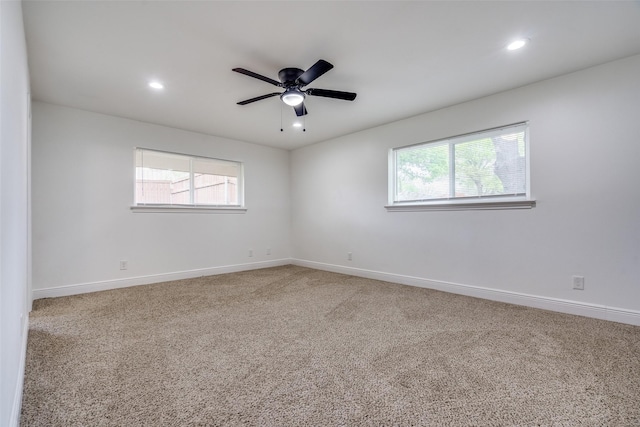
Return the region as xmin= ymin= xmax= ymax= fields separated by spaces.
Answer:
xmin=131 ymin=148 xmax=246 ymax=214
xmin=386 ymin=122 xmax=535 ymax=211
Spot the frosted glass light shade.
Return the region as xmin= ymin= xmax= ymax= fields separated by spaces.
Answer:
xmin=281 ymin=89 xmax=305 ymax=106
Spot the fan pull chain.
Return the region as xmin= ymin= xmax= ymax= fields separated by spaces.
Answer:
xmin=280 ymin=103 xmax=283 ymax=132
xmin=303 ymin=111 xmax=306 ymax=132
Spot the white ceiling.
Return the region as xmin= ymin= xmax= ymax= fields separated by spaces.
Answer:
xmin=22 ymin=1 xmax=640 ymax=150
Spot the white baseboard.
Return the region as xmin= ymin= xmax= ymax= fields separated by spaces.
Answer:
xmin=32 ymin=258 xmax=640 ymax=327
xmin=32 ymin=259 xmax=292 ymax=300
xmin=292 ymin=259 xmax=640 ymax=327
xmin=10 ymin=316 xmax=29 ymax=427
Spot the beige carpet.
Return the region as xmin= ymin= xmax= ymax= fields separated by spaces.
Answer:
xmin=21 ymin=265 xmax=640 ymax=426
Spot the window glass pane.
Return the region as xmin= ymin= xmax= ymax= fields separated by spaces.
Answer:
xmin=454 ymin=137 xmax=502 ymax=197
xmin=192 ymin=159 xmax=239 ymax=205
xmin=454 ymin=131 xmax=526 ymax=197
xmin=395 ymin=143 xmax=449 ymax=202
xmin=135 ymin=149 xmax=242 ymax=207
xmin=136 ymin=151 xmax=190 ymax=205
xmin=492 ymin=130 xmax=526 ymax=195
xmin=392 ymin=123 xmax=527 ymax=204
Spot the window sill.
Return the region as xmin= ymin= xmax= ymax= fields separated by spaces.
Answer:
xmin=131 ymin=205 xmax=247 ymax=214
xmin=385 ymin=199 xmax=536 ymax=212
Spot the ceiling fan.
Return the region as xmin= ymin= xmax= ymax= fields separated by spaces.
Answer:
xmin=232 ymin=59 xmax=357 ymax=116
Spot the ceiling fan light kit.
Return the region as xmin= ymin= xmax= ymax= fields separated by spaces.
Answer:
xmin=233 ymin=59 xmax=357 ymax=118
xmin=280 ymin=88 xmax=305 ymax=106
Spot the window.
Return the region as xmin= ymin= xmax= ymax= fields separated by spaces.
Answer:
xmin=388 ymin=122 xmax=534 ymax=210
xmin=134 ymin=148 xmax=244 ymax=211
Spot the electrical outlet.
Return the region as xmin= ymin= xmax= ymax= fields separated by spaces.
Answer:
xmin=348 ymin=252 xmax=353 ymax=261
xmin=249 ymin=249 xmax=253 ymax=257
xmin=266 ymin=247 xmax=271 ymax=255
xmin=119 ymin=260 xmax=128 ymax=270
xmin=572 ymin=275 xmax=585 ymax=290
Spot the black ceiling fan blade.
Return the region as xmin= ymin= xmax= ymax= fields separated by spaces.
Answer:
xmin=232 ymin=68 xmax=281 ymax=86
xmin=306 ymin=88 xmax=357 ymax=101
xmin=294 ymin=103 xmax=308 ymax=117
xmin=237 ymin=92 xmax=281 ymax=105
xmin=296 ymin=60 xmax=334 ymax=86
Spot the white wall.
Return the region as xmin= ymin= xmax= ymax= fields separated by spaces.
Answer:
xmin=32 ymin=102 xmax=291 ymax=295
xmin=291 ymin=54 xmax=640 ymax=322
xmin=0 ymin=1 xmax=31 ymax=425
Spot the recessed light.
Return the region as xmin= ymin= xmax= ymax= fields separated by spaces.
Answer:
xmin=507 ymin=39 xmax=528 ymax=51
xmin=149 ymin=81 xmax=164 ymax=89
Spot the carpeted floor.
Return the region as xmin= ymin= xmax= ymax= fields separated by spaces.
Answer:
xmin=21 ymin=265 xmax=640 ymax=426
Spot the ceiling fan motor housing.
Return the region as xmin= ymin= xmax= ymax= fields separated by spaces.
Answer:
xmin=279 ymin=68 xmax=305 ymax=86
